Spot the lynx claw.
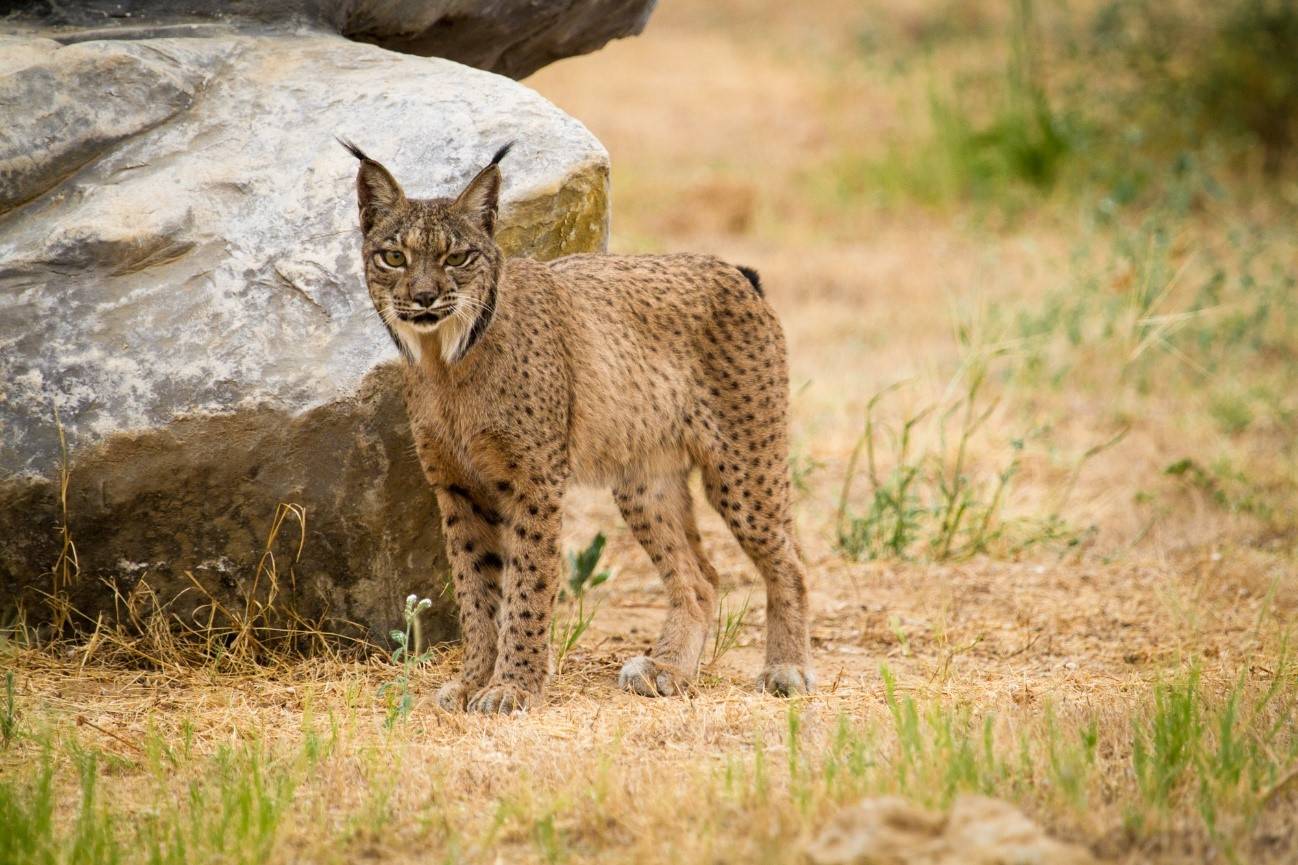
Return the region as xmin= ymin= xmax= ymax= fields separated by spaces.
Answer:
xmin=618 ymin=655 xmax=691 ymax=697
xmin=468 ymin=682 xmax=534 ymax=715
xmin=758 ymin=663 xmax=816 ymax=697
xmin=435 ymin=679 xmax=471 ymax=712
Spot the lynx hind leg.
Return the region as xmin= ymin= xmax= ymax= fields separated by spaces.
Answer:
xmin=700 ymin=452 xmax=814 ymax=695
xmin=695 ymin=314 xmax=814 ymax=694
xmin=613 ymin=471 xmax=718 ymax=697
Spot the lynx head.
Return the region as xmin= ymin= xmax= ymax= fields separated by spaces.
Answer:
xmin=340 ymin=140 xmax=513 ymax=364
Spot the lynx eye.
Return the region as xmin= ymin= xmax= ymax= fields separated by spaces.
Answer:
xmin=378 ymin=250 xmax=406 ymax=268
xmin=444 ymin=250 xmax=470 ymax=267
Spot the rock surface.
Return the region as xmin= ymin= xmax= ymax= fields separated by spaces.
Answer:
xmin=0 ymin=0 xmax=658 ymax=79
xmin=806 ymin=796 xmax=1097 ymax=865
xmin=0 ymin=30 xmax=609 ymax=643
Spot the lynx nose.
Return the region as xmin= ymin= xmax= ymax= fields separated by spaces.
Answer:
xmin=412 ymin=290 xmax=438 ymax=309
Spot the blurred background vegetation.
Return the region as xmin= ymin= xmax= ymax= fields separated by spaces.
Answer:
xmin=536 ymin=0 xmax=1298 ymax=564
xmin=831 ymin=0 xmax=1298 ymax=210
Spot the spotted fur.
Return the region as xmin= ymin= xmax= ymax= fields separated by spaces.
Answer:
xmin=345 ymin=143 xmax=814 ymax=713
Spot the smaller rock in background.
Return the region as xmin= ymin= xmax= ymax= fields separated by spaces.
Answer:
xmin=806 ymin=795 xmax=1097 ymax=865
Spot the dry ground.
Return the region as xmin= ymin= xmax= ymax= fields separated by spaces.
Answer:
xmin=4 ymin=2 xmax=1297 ymax=863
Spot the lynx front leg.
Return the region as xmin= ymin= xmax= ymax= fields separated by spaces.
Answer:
xmin=467 ymin=471 xmax=566 ymax=714
xmin=614 ymin=471 xmax=717 ymax=697
xmin=432 ymin=484 xmax=504 ymax=711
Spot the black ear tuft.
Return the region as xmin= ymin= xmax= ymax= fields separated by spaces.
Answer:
xmin=453 ymin=147 xmax=511 ymax=236
xmin=342 ymin=140 xmax=406 ymax=234
xmin=490 ymin=141 xmax=515 ymax=167
xmin=337 ymin=137 xmax=372 ymax=163
xmin=736 ymin=264 xmax=763 ymax=296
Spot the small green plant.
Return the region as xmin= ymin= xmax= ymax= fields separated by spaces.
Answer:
xmin=785 ymin=704 xmax=814 ymax=813
xmin=70 ymin=752 xmax=119 ymax=865
xmin=835 ymin=361 xmax=1116 ymax=564
xmin=564 ymin=532 xmax=611 ymax=599
xmin=708 ymin=590 xmax=753 ymax=666
xmin=1209 ymin=392 xmax=1254 ymax=435
xmin=2 ymin=670 xmax=16 ymax=749
xmin=926 ymin=0 xmax=1073 ymax=198
xmin=821 ymin=714 xmax=876 ymax=802
xmin=1164 ymin=457 xmax=1277 ymax=524
xmin=1132 ymin=666 xmax=1204 ymax=811
xmin=142 ymin=741 xmax=297 ymax=865
xmin=551 ymin=534 xmax=613 ymax=673
xmin=789 ymin=450 xmax=824 ymax=496
xmin=0 ymin=749 xmax=124 ymax=865
xmin=0 ymin=747 xmax=57 ymax=865
xmin=835 ymin=373 xmax=1066 ymax=562
xmin=928 ymin=369 xmax=1014 ymax=560
xmin=378 ymin=594 xmax=434 ymax=728
xmin=835 ymin=0 xmax=1075 ymax=209
xmin=887 ymin=615 xmax=911 ymax=656
xmin=835 ymin=384 xmax=929 ymax=560
xmin=533 ymin=811 xmax=566 ymax=864
xmin=1123 ymin=656 xmax=1298 ymax=849
xmin=1045 ymin=707 xmax=1100 ymax=809
xmin=881 ymin=664 xmax=1006 ymax=806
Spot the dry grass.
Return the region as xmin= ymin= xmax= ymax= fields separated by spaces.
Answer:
xmin=4 ymin=1 xmax=1298 ymax=862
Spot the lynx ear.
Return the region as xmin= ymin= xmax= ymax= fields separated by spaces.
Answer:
xmin=338 ymin=138 xmax=406 ymax=234
xmin=452 ymin=142 xmax=514 ymax=235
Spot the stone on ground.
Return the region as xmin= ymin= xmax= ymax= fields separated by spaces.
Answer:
xmin=806 ymin=795 xmax=1097 ymax=865
xmin=0 ymin=28 xmax=609 ymax=643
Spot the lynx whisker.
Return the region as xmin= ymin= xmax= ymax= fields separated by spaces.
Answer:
xmin=447 ymin=293 xmax=492 ymax=316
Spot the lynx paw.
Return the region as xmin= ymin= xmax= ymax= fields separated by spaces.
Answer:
xmin=435 ymin=679 xmax=471 ymax=712
xmin=618 ymin=655 xmax=692 ymax=697
xmin=758 ymin=663 xmax=816 ymax=697
xmin=467 ymin=682 xmax=534 ymax=715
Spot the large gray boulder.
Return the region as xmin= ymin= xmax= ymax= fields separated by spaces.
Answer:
xmin=1 ymin=0 xmax=658 ymax=79
xmin=0 ymin=30 xmax=609 ymax=644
